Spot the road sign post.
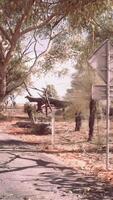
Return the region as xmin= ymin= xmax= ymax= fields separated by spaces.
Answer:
xmin=106 ymin=40 xmax=110 ymax=170
xmin=88 ymin=39 xmax=113 ymax=170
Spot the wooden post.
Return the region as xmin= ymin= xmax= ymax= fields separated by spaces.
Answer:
xmin=106 ymin=40 xmax=110 ymax=170
xmin=51 ymin=111 xmax=55 ymax=147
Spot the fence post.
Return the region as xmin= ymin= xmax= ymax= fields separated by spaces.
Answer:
xmin=51 ymin=111 xmax=55 ymax=147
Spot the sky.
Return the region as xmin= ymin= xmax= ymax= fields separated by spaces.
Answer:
xmin=16 ymin=62 xmax=75 ymax=104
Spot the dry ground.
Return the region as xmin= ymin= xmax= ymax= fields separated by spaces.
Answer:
xmin=1 ymin=108 xmax=113 ymax=186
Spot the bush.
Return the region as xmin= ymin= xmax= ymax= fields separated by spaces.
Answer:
xmin=24 ymin=103 xmax=32 ymax=113
xmin=32 ymin=123 xmax=51 ymax=135
xmin=0 ymin=113 xmax=8 ymax=121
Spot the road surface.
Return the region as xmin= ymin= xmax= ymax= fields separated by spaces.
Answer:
xmin=0 ymin=131 xmax=113 ymax=200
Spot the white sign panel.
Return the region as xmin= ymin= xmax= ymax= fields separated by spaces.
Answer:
xmin=88 ymin=39 xmax=113 ymax=84
xmin=92 ymin=85 xmax=113 ymax=100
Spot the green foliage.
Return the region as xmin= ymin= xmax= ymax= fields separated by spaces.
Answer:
xmin=24 ymin=103 xmax=36 ymax=122
xmin=0 ymin=113 xmax=7 ymax=121
xmin=24 ymin=103 xmax=32 ymax=113
xmin=6 ymin=57 xmax=28 ymax=94
xmin=67 ymin=0 xmax=111 ymax=31
xmin=0 ymin=0 xmax=113 ymax=102
xmin=64 ymin=2 xmax=113 ymax=118
xmin=45 ymin=84 xmax=58 ymax=98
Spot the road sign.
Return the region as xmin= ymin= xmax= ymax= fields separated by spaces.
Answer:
xmin=92 ymin=85 xmax=113 ymax=100
xmin=88 ymin=39 xmax=113 ymax=84
xmin=89 ymin=39 xmax=113 ymax=170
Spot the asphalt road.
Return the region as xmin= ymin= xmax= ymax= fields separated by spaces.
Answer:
xmin=0 ymin=131 xmax=113 ymax=200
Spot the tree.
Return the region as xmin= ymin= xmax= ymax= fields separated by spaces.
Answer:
xmin=0 ymin=0 xmax=111 ymax=104
xmin=6 ymin=55 xmax=32 ymax=96
xmin=65 ymin=6 xmax=113 ymax=139
xmin=0 ymin=0 xmax=63 ymax=102
xmin=44 ymin=84 xmax=58 ymax=98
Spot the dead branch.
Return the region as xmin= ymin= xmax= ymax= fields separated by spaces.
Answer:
xmin=23 ymin=82 xmax=32 ymax=96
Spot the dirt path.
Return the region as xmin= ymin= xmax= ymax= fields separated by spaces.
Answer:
xmin=0 ymin=130 xmax=113 ymax=200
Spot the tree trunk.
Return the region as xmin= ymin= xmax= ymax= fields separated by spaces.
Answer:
xmin=75 ymin=112 xmax=82 ymax=131
xmin=0 ymin=62 xmax=6 ymax=106
xmin=88 ymin=98 xmax=96 ymax=141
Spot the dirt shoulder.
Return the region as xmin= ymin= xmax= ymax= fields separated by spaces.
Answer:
xmin=0 ymin=114 xmax=113 ymax=186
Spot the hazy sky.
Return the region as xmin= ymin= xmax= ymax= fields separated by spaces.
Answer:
xmin=16 ymin=62 xmax=75 ymax=104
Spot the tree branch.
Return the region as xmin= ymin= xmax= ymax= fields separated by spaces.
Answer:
xmin=20 ymin=13 xmax=55 ymax=36
xmin=4 ymin=0 xmax=35 ymax=66
xmin=23 ymin=82 xmax=32 ymax=96
xmin=5 ymin=36 xmax=52 ymax=95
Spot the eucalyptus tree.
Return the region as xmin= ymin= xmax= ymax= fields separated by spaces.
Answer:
xmin=0 ymin=0 xmax=63 ymax=102
xmin=0 ymin=0 xmax=111 ymax=104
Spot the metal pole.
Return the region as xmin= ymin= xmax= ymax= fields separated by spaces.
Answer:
xmin=106 ymin=40 xmax=110 ymax=170
xmin=51 ymin=111 xmax=55 ymax=147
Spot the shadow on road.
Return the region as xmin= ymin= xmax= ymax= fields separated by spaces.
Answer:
xmin=0 ymin=139 xmax=39 ymax=147
xmin=0 ymin=147 xmax=113 ymax=200
xmin=0 ymin=151 xmax=72 ymax=174
xmin=0 ymin=139 xmax=113 ymax=155
xmin=36 ymin=170 xmax=113 ymax=200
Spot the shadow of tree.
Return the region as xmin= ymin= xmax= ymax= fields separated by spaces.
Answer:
xmin=0 ymin=147 xmax=113 ymax=199
xmin=0 ymin=151 xmax=72 ymax=174
xmin=0 ymin=139 xmax=39 ymax=151
xmin=35 ymin=170 xmax=113 ymax=200
xmin=0 ymin=139 xmax=113 ymax=155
